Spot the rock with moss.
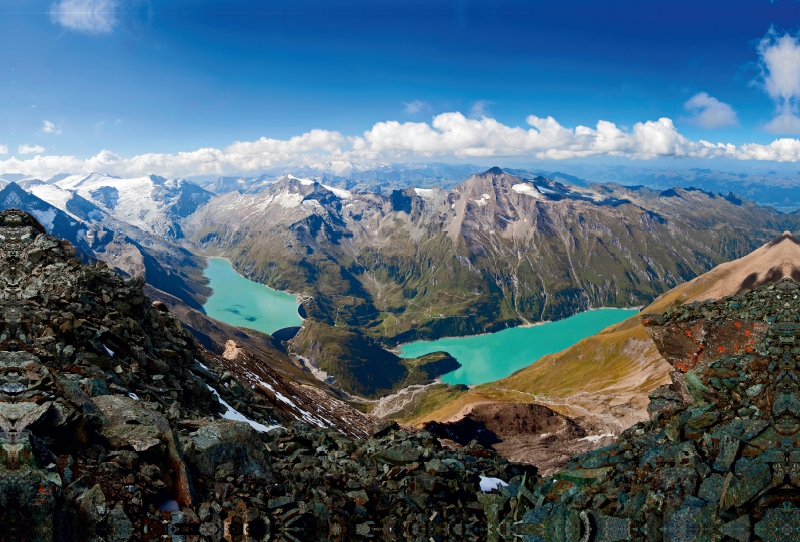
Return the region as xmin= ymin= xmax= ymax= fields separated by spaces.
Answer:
xmin=504 ymin=279 xmax=800 ymax=541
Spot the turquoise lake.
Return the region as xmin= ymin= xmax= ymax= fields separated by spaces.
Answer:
xmin=398 ymin=308 xmax=638 ymax=385
xmin=203 ymin=257 xmax=303 ymax=335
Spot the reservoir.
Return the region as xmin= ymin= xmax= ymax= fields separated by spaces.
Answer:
xmin=203 ymin=257 xmax=303 ymax=335
xmin=398 ymin=308 xmax=638 ymax=385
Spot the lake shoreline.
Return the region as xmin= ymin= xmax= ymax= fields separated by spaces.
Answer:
xmin=203 ymin=257 xmax=304 ymax=334
xmin=390 ymin=305 xmax=643 ymax=354
xmin=396 ymin=308 xmax=639 ymax=386
xmin=204 ymin=256 xmax=307 ymax=321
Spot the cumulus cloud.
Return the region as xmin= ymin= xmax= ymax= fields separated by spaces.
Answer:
xmin=42 ymin=120 xmax=61 ymax=134
xmin=18 ymin=144 xmax=45 ymax=155
xmin=756 ymin=30 xmax=800 ymax=133
xmin=403 ymin=100 xmax=431 ymax=115
xmin=6 ymin=112 xmax=800 ymax=178
xmin=49 ymin=0 xmax=118 ymax=35
xmin=349 ymin=113 xmax=733 ymax=160
xmin=0 ymin=145 xmax=7 ymax=155
xmin=684 ymin=93 xmax=739 ymax=129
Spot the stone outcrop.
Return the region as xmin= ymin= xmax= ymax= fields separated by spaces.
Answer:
xmin=502 ymin=278 xmax=800 ymax=541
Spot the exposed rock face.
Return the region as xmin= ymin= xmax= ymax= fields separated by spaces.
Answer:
xmin=507 ymin=278 xmax=800 ymax=541
xmin=0 ymin=209 xmax=533 ymax=541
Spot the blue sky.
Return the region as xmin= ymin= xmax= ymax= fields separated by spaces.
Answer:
xmin=3 ymin=0 xmax=800 ymax=177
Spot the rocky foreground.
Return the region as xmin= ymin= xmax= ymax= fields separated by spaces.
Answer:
xmin=0 ymin=209 xmax=550 ymax=541
xmin=513 ymin=279 xmax=800 ymax=541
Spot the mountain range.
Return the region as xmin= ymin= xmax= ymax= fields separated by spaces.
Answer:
xmin=4 ymin=166 xmax=800 ymax=492
xmin=185 ymin=168 xmax=795 ymax=346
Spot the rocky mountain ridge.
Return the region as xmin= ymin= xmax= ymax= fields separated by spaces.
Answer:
xmin=186 ymin=168 xmax=794 ymax=345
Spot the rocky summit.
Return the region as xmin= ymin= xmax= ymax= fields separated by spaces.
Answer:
xmin=498 ymin=277 xmax=800 ymax=541
xmin=0 ymin=209 xmax=544 ymax=541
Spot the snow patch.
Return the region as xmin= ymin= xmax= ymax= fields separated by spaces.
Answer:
xmin=414 ymin=188 xmax=434 ymax=196
xmin=258 ymin=381 xmax=296 ymax=407
xmin=322 ymin=184 xmax=351 ymax=199
xmin=512 ymin=183 xmax=542 ymax=198
xmin=473 ymin=193 xmax=491 ymax=206
xmin=206 ymin=384 xmax=279 ymax=433
xmin=302 ymin=199 xmax=322 ymax=208
xmin=257 ymin=191 xmax=305 ymax=210
xmin=479 ymin=476 xmax=509 ymax=493
xmin=259 ymin=380 xmax=330 ymax=427
xmin=102 ymin=344 xmax=115 ymax=358
xmin=128 ymin=392 xmax=139 ymax=401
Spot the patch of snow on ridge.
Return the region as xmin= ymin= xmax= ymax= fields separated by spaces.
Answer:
xmin=257 ymin=191 xmax=305 ymax=210
xmin=322 ymin=184 xmax=351 ymax=199
xmin=414 ymin=188 xmax=434 ymax=196
xmin=258 ymin=380 xmax=329 ymax=427
xmin=473 ymin=193 xmax=491 ymax=206
xmin=512 ymin=183 xmax=542 ymax=198
xmin=479 ymin=476 xmax=509 ymax=493
xmin=206 ymin=384 xmax=279 ymax=433
xmin=258 ymin=381 xmax=296 ymax=407
xmin=287 ymin=174 xmax=315 ymax=186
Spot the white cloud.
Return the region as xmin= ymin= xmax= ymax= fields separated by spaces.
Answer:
xmin=42 ymin=120 xmax=61 ymax=134
xmin=225 ymin=129 xmax=346 ymax=155
xmin=469 ymin=100 xmax=493 ymax=119
xmin=49 ymin=0 xmax=118 ymax=35
xmin=7 ymin=112 xmax=800 ymax=178
xmin=684 ymin=92 xmax=739 ymax=129
xmin=0 ymin=145 xmax=7 ymax=155
xmin=18 ymin=144 xmax=46 ymax=155
xmin=756 ymin=30 xmax=800 ymax=134
xmin=403 ymin=100 xmax=431 ymax=115
xmin=350 ymin=113 xmax=733 ymax=160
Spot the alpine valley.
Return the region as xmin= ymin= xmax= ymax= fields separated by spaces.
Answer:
xmin=3 ymin=166 xmax=800 ymax=462
xmin=6 ymin=163 xmax=800 ymax=538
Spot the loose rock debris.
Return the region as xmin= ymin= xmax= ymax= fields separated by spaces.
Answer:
xmin=0 ymin=210 xmax=544 ymax=541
